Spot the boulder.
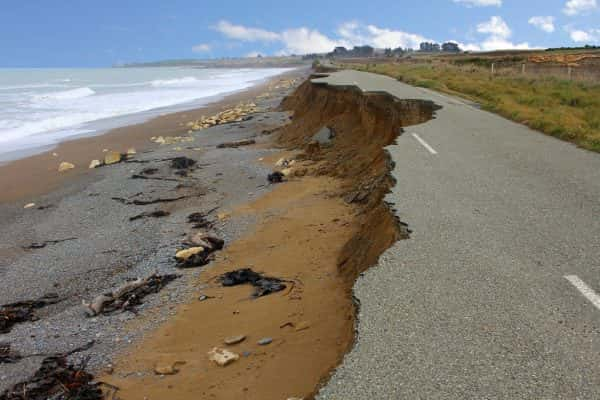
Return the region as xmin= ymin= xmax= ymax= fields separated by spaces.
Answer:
xmin=58 ymin=162 xmax=75 ymax=172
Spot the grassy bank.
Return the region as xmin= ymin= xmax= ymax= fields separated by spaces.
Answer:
xmin=343 ymin=62 xmax=600 ymax=152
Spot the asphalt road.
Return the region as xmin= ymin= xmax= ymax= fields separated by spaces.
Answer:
xmin=314 ymin=70 xmax=600 ymax=399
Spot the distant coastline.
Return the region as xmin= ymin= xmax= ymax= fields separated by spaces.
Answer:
xmin=116 ymin=55 xmax=310 ymax=69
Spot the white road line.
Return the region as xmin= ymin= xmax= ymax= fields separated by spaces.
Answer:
xmin=565 ymin=275 xmax=600 ymax=311
xmin=411 ymin=133 xmax=438 ymax=155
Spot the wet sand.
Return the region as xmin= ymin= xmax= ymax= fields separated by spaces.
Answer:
xmin=0 ymin=69 xmax=303 ymax=204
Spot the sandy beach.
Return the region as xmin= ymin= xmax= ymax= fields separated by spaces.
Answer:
xmin=0 ymin=65 xmax=437 ymax=399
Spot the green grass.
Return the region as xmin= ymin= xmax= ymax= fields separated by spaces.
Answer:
xmin=344 ymin=62 xmax=600 ymax=152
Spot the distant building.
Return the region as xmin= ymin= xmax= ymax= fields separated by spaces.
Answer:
xmin=351 ymin=45 xmax=375 ymax=57
xmin=419 ymin=42 xmax=441 ymax=52
xmin=442 ymin=42 xmax=461 ymax=53
xmin=332 ymin=46 xmax=349 ymax=57
xmin=327 ymin=45 xmax=375 ymax=58
xmin=392 ymin=47 xmax=405 ymax=56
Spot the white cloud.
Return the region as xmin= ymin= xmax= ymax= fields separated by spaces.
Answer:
xmin=214 ymin=20 xmax=279 ymax=42
xmin=569 ymin=28 xmax=600 ymax=42
xmin=453 ymin=0 xmax=502 ymax=7
xmin=337 ymin=22 xmax=430 ymax=49
xmin=213 ymin=20 xmax=432 ymax=55
xmin=279 ymin=28 xmax=341 ymax=54
xmin=528 ymin=16 xmax=556 ymax=33
xmin=563 ymin=0 xmax=597 ymax=15
xmin=191 ymin=43 xmax=211 ymax=53
xmin=477 ymin=16 xmax=511 ymax=38
xmin=471 ymin=16 xmax=531 ymax=50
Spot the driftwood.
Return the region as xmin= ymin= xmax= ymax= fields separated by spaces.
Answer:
xmin=0 ymin=343 xmax=21 ymax=364
xmin=130 ymin=174 xmax=179 ymax=182
xmin=176 ymin=234 xmax=225 ymax=269
xmin=112 ymin=196 xmax=189 ymax=206
xmin=129 ymin=210 xmax=170 ymax=221
xmin=83 ymin=274 xmax=178 ymax=316
xmin=0 ymin=294 xmax=61 ymax=334
xmin=22 ymin=238 xmax=77 ymax=250
xmin=216 ymin=139 xmax=256 ymax=149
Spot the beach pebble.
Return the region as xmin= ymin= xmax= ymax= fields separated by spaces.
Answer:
xmin=58 ymin=162 xmax=75 ymax=172
xmin=258 ymin=337 xmax=273 ymax=346
xmin=217 ymin=212 xmax=230 ymax=221
xmin=154 ymin=361 xmax=184 ymax=376
xmin=208 ymin=347 xmax=239 ymax=367
xmin=224 ymin=335 xmax=246 ymax=345
xmin=23 ymin=203 xmax=36 ymax=209
xmin=89 ymin=159 xmax=102 ymax=169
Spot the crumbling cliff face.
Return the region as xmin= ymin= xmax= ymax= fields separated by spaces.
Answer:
xmin=278 ymin=77 xmax=439 ymax=284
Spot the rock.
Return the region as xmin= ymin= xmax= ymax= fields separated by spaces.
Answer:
xmin=104 ymin=151 xmax=122 ymax=165
xmin=281 ymin=168 xmax=293 ymax=177
xmin=154 ymin=361 xmax=184 ymax=375
xmin=224 ymin=335 xmax=246 ymax=345
xmin=126 ymin=147 xmax=137 ymax=155
xmin=175 ymin=247 xmax=205 ymax=261
xmin=268 ymin=171 xmax=285 ymax=184
xmin=52 ymin=152 xmax=58 ymax=157
xmin=89 ymin=159 xmax=102 ymax=169
xmin=258 ymin=337 xmax=273 ymax=346
xmin=275 ymin=157 xmax=290 ymax=167
xmin=208 ymin=347 xmax=239 ymax=367
xmin=23 ymin=203 xmax=36 ymax=209
xmin=217 ymin=212 xmax=230 ymax=221
xmin=295 ymin=321 xmax=311 ymax=332
xmin=312 ymin=126 xmax=335 ymax=146
xmin=58 ymin=162 xmax=75 ymax=172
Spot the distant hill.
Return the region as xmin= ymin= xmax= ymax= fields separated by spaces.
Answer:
xmin=116 ymin=56 xmax=310 ymax=69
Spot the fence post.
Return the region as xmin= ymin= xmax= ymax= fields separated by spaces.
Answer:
xmin=522 ymin=63 xmax=526 ymax=75
xmin=491 ymin=63 xmax=495 ymax=77
xmin=568 ymin=65 xmax=572 ymax=80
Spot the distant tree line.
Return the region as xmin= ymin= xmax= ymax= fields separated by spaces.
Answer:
xmin=545 ymin=45 xmax=600 ymax=52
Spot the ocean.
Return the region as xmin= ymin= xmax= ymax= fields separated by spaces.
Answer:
xmin=0 ymin=67 xmax=289 ymax=162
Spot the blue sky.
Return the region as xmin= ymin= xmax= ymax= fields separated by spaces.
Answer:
xmin=0 ymin=0 xmax=598 ymax=67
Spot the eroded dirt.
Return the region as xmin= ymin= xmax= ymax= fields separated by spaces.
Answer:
xmin=102 ymin=77 xmax=439 ymax=400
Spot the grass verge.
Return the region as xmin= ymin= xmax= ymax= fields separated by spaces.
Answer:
xmin=343 ymin=62 xmax=600 ymax=152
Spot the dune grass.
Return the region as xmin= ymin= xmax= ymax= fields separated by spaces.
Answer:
xmin=345 ymin=62 xmax=600 ymax=152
